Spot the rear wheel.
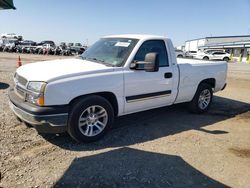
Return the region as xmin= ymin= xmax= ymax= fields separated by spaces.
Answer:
xmin=223 ymin=57 xmax=229 ymax=62
xmin=68 ymin=95 xmax=114 ymax=142
xmin=189 ymin=83 xmax=213 ymax=113
xmin=203 ymin=56 xmax=209 ymax=61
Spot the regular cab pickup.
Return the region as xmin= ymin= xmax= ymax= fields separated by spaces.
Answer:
xmin=9 ymin=34 xmax=227 ymax=142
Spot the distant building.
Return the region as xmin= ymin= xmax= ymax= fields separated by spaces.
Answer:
xmin=185 ymin=35 xmax=250 ymax=63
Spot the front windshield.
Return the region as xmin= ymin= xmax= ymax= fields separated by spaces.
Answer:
xmin=81 ymin=38 xmax=138 ymax=67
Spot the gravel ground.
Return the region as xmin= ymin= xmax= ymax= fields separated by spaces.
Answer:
xmin=0 ymin=53 xmax=250 ymax=188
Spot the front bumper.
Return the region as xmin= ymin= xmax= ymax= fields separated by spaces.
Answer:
xmin=9 ymin=88 xmax=68 ymax=133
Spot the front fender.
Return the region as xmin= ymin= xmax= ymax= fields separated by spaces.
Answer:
xmin=44 ymin=70 xmax=124 ymax=115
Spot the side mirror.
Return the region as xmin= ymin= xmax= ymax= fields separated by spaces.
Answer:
xmin=130 ymin=52 xmax=159 ymax=72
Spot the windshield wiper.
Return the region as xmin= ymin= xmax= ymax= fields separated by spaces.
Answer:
xmin=85 ymin=57 xmax=114 ymax=67
xmin=88 ymin=57 xmax=105 ymax=62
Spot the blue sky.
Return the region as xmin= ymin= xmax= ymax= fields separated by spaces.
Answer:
xmin=0 ymin=0 xmax=250 ymax=46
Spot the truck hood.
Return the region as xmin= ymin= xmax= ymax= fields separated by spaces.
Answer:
xmin=16 ymin=58 xmax=114 ymax=82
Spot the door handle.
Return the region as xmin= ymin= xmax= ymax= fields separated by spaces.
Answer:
xmin=164 ymin=72 xmax=172 ymax=78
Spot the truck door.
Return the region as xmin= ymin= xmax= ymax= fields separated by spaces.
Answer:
xmin=124 ymin=40 xmax=176 ymax=114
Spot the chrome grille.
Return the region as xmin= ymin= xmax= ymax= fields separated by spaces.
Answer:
xmin=16 ymin=74 xmax=28 ymax=86
xmin=14 ymin=85 xmax=26 ymax=99
xmin=15 ymin=86 xmax=26 ymax=99
xmin=14 ymin=73 xmax=28 ymax=100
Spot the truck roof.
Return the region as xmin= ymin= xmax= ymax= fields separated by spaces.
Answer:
xmin=103 ymin=34 xmax=167 ymax=40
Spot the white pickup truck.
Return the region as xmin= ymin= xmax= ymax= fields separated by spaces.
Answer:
xmin=9 ymin=34 xmax=227 ymax=142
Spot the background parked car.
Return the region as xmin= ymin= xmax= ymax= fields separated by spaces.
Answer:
xmin=1 ymin=33 xmax=18 ymax=39
xmin=195 ymin=51 xmax=230 ymax=61
xmin=175 ymin=49 xmax=185 ymax=58
xmin=60 ymin=42 xmax=67 ymax=49
xmin=185 ymin=51 xmax=197 ymax=58
xmin=67 ymin=43 xmax=74 ymax=48
xmin=74 ymin=43 xmax=82 ymax=47
xmin=18 ymin=40 xmax=36 ymax=46
xmin=69 ymin=43 xmax=86 ymax=55
xmin=36 ymin=40 xmax=56 ymax=48
xmin=2 ymin=39 xmax=18 ymax=52
xmin=15 ymin=40 xmax=37 ymax=53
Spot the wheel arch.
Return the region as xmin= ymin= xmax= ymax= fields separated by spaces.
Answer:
xmin=199 ymin=78 xmax=216 ymax=89
xmin=69 ymin=92 xmax=119 ymax=116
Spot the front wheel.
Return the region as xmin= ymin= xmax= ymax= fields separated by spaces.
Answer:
xmin=223 ymin=57 xmax=229 ymax=62
xmin=189 ymin=83 xmax=213 ymax=113
xmin=68 ymin=95 xmax=114 ymax=142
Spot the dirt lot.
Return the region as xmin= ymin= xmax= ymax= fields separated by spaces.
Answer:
xmin=0 ymin=53 xmax=250 ymax=188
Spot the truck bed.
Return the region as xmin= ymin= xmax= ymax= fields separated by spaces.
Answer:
xmin=174 ymin=58 xmax=227 ymax=104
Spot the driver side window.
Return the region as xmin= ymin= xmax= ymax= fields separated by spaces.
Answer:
xmin=133 ymin=40 xmax=169 ymax=68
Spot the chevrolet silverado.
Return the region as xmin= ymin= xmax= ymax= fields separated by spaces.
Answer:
xmin=9 ymin=34 xmax=227 ymax=142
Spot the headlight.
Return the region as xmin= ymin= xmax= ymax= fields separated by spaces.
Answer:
xmin=27 ymin=81 xmax=46 ymax=93
xmin=26 ymin=82 xmax=46 ymax=106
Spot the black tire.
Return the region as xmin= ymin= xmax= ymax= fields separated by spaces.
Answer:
xmin=68 ymin=95 xmax=114 ymax=142
xmin=177 ymin=55 xmax=183 ymax=58
xmin=223 ymin=57 xmax=229 ymax=62
xmin=203 ymin=56 xmax=209 ymax=61
xmin=24 ymin=122 xmax=33 ymax=128
xmin=188 ymin=83 xmax=213 ymax=113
